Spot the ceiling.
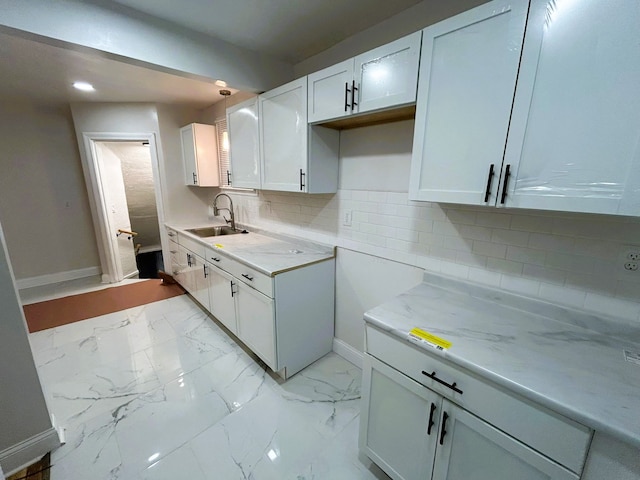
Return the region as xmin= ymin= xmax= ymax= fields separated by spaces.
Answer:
xmin=0 ymin=32 xmax=237 ymax=108
xmin=109 ymin=0 xmax=424 ymax=64
xmin=0 ymin=0 xmax=472 ymax=107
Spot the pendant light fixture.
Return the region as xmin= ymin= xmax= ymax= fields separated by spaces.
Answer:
xmin=219 ymin=89 xmax=231 ymax=151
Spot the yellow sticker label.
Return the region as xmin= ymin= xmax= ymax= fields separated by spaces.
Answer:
xmin=408 ymin=328 xmax=452 ymax=351
xmin=214 ymin=244 xmax=224 ymax=248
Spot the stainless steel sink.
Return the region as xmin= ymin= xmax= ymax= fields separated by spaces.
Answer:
xmin=186 ymin=226 xmax=244 ymax=237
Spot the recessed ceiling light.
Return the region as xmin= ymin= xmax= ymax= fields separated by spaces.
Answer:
xmin=215 ymin=80 xmax=227 ymax=87
xmin=73 ymin=81 xmax=95 ymax=92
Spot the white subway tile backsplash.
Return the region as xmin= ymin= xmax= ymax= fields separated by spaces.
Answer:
xmin=472 ymin=240 xmax=507 ymax=259
xmin=227 ymin=186 xmax=639 ymax=319
xmin=528 ymin=233 xmax=575 ymax=252
xmin=499 ymin=274 xmax=540 ymax=297
xmin=475 ymin=211 xmax=512 ymax=229
xmin=486 ymin=257 xmax=524 ymax=276
xmin=458 ymin=224 xmax=493 ymax=242
xmin=468 ymin=267 xmax=502 ymax=287
xmin=396 ymin=228 xmax=419 ymax=243
xmin=456 ymin=251 xmax=487 ymax=267
xmin=506 ymin=246 xmax=546 ymax=265
xmin=523 ymin=264 xmax=566 ymax=285
xmin=545 ymin=252 xmax=595 ymax=275
xmin=490 ymin=228 xmax=530 ymax=247
xmin=510 ymin=215 xmax=554 ymax=233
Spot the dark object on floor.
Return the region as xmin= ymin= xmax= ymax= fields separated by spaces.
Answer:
xmin=23 ymin=279 xmax=185 ymax=332
xmin=7 ymin=452 xmax=51 ymax=480
xmin=136 ymin=249 xmax=164 ymax=279
xmin=158 ymin=270 xmax=177 ymax=285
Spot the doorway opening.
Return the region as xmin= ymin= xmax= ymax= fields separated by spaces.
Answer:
xmin=81 ymin=133 xmax=167 ymax=284
xmin=95 ymin=141 xmax=163 ymax=280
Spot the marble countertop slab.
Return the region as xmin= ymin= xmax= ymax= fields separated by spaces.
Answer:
xmin=165 ymin=222 xmax=335 ymax=276
xmin=364 ymin=273 xmax=640 ymax=448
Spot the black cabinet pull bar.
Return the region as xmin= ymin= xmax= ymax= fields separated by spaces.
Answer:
xmin=500 ymin=164 xmax=511 ymax=204
xmin=484 ymin=163 xmax=495 ymax=203
xmin=439 ymin=411 xmax=449 ymax=445
xmin=427 ymin=402 xmax=437 ymax=435
xmin=421 ymin=371 xmax=463 ymax=395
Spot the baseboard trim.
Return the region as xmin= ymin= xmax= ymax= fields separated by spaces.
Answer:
xmin=0 ymin=428 xmax=60 ymax=476
xmin=333 ymin=338 xmax=363 ymax=369
xmin=16 ymin=266 xmax=101 ymax=290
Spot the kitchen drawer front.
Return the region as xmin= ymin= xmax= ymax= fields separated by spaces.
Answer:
xmin=178 ymin=234 xmax=206 ymax=258
xmin=166 ymin=227 xmax=179 ymax=244
xmin=365 ymin=325 xmax=591 ymax=474
xmin=204 ymin=246 xmax=235 ymax=276
xmin=230 ymin=262 xmax=273 ymax=298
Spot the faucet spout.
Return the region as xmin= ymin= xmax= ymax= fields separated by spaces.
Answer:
xmin=213 ymin=193 xmax=236 ymax=230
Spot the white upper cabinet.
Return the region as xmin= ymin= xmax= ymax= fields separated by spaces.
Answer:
xmin=308 ymin=32 xmax=422 ymax=124
xmin=180 ymin=123 xmax=220 ymax=187
xmin=409 ymin=0 xmax=528 ymax=205
xmin=410 ymin=0 xmax=640 ymax=217
xmin=227 ymin=97 xmax=260 ymax=189
xmin=259 ymin=77 xmax=339 ymax=193
xmin=503 ymin=0 xmax=640 ymax=216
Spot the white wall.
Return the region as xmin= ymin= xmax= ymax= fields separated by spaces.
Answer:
xmin=0 ymin=0 xmax=293 ymax=92
xmin=0 ymin=221 xmax=57 ymax=472
xmin=224 ymin=120 xmax=640 ymax=353
xmin=0 ymin=102 xmax=99 ymax=280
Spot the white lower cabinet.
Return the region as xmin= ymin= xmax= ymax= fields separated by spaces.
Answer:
xmin=206 ymin=264 xmax=237 ymax=334
xmin=235 ymin=281 xmax=276 ymax=369
xmin=360 ymin=326 xmax=590 ymax=480
xmin=177 ymin=244 xmax=210 ymax=311
xmin=203 ymin=244 xmax=335 ymax=378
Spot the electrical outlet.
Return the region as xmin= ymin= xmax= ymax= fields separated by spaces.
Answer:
xmin=618 ymin=245 xmax=640 ymax=276
xmin=343 ymin=210 xmax=353 ymax=226
xmin=627 ymin=251 xmax=640 ymax=261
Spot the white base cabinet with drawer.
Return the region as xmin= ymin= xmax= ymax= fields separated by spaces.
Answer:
xmin=204 ymin=245 xmax=335 ymax=378
xmin=360 ymin=326 xmax=591 ymax=480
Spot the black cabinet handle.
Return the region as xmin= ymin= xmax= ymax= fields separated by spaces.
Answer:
xmin=351 ymin=80 xmax=358 ymax=111
xmin=439 ymin=411 xmax=449 ymax=445
xmin=230 ymin=280 xmax=235 ymax=297
xmin=500 ymin=164 xmax=511 ymax=204
xmin=203 ymin=264 xmax=208 ymax=278
xmin=484 ymin=164 xmax=495 ymax=203
xmin=421 ymin=371 xmax=463 ymax=395
xmin=344 ymin=82 xmax=351 ymax=112
xmin=226 ymin=170 xmax=231 ymax=185
xmin=427 ymin=402 xmax=437 ymax=435
xmin=211 ymin=257 xmax=221 ymax=263
xmin=241 ymin=273 xmax=254 ymax=281
xmin=299 ymin=169 xmax=306 ymax=191
xmin=187 ymin=253 xmax=192 ymax=267
xmin=192 ymin=172 xmax=197 ymax=185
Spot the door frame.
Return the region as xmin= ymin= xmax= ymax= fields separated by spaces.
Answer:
xmin=80 ymin=132 xmax=166 ymax=283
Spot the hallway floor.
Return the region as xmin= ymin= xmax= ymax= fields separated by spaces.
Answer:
xmin=28 ymin=293 xmax=389 ymax=479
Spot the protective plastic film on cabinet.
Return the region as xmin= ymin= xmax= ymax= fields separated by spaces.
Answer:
xmin=501 ymin=0 xmax=640 ymax=216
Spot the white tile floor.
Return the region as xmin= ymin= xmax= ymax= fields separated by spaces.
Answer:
xmin=27 ymin=285 xmax=390 ymax=479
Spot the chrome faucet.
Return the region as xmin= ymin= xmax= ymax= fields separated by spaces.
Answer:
xmin=213 ymin=193 xmax=236 ymax=230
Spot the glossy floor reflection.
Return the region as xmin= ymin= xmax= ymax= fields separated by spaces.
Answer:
xmin=29 ymin=294 xmax=390 ymax=479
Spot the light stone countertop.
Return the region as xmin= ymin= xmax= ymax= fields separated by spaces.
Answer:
xmin=364 ymin=273 xmax=640 ymax=448
xmin=165 ymin=222 xmax=335 ymax=276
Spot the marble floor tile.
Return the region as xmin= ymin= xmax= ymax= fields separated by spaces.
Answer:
xmin=29 ymin=294 xmax=390 ymax=480
xmin=46 ymin=351 xmax=161 ymax=425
